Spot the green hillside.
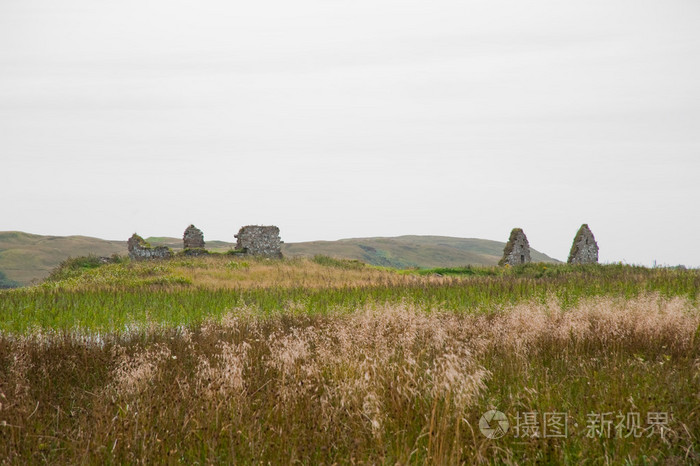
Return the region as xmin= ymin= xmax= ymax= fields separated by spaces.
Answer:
xmin=0 ymin=232 xmax=126 ymax=286
xmin=145 ymin=237 xmax=235 ymax=253
xmin=282 ymin=235 xmax=558 ymax=269
xmin=0 ymin=231 xmax=560 ymax=286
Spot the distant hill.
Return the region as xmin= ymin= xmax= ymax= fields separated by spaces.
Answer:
xmin=0 ymin=231 xmax=560 ymax=286
xmin=282 ymin=236 xmax=558 ymax=269
xmin=0 ymin=232 xmax=126 ymax=286
xmin=144 ymin=237 xmax=235 ymax=253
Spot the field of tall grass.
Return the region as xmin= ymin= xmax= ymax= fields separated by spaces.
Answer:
xmin=0 ymin=256 xmax=698 ymax=463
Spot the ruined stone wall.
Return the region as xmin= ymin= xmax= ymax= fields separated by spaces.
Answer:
xmin=498 ymin=228 xmax=531 ymax=266
xmin=568 ymin=224 xmax=599 ymax=264
xmin=183 ymin=225 xmax=205 ymax=249
xmin=235 ymin=226 xmax=282 ymax=258
xmin=127 ymin=233 xmax=173 ymax=261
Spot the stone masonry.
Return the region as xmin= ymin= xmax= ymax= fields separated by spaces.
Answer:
xmin=567 ymin=224 xmax=599 ymax=264
xmin=235 ymin=225 xmax=283 ymax=258
xmin=127 ymin=233 xmax=173 ymax=260
xmin=498 ymin=228 xmax=531 ymax=266
xmin=183 ymin=224 xmax=205 ymax=249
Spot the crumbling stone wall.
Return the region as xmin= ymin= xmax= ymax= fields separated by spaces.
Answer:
xmin=127 ymin=233 xmax=173 ymax=260
xmin=235 ymin=226 xmax=282 ymax=258
xmin=568 ymin=224 xmax=598 ymax=264
xmin=498 ymin=228 xmax=531 ymax=266
xmin=183 ymin=225 xmax=205 ymax=249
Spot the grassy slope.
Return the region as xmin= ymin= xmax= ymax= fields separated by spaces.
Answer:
xmin=0 ymin=231 xmax=125 ymax=285
xmin=0 ymin=231 xmax=560 ymax=286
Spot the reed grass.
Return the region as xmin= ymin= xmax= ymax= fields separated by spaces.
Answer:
xmin=1 ymin=258 xmax=698 ymax=333
xmin=0 ymin=297 xmax=698 ymax=463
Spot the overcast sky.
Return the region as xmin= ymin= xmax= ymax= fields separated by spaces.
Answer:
xmin=1 ymin=0 xmax=699 ymax=266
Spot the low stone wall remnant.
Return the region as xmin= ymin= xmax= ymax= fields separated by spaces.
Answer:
xmin=127 ymin=233 xmax=173 ymax=261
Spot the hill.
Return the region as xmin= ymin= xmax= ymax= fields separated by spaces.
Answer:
xmin=0 ymin=232 xmax=125 ymax=286
xmin=0 ymin=231 xmax=560 ymax=286
xmin=281 ymin=235 xmax=557 ymax=269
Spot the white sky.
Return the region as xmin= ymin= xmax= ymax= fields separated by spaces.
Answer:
xmin=1 ymin=0 xmax=699 ymax=266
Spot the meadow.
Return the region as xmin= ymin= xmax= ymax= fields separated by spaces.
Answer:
xmin=0 ymin=255 xmax=698 ymax=464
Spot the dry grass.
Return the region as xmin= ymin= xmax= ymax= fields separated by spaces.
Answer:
xmin=1 ymin=294 xmax=698 ymax=463
xmin=172 ymin=256 xmax=430 ymax=290
xmin=41 ymin=255 xmax=448 ymax=291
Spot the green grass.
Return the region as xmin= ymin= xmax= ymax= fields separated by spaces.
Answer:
xmin=0 ymin=258 xmax=698 ymax=333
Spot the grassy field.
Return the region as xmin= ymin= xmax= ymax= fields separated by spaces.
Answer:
xmin=0 ymin=256 xmax=698 ymax=463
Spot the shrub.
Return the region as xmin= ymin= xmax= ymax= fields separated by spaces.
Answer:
xmin=0 ymin=270 xmax=19 ymax=289
xmin=46 ymin=255 xmax=109 ymax=282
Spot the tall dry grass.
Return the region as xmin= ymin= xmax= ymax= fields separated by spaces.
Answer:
xmin=0 ymin=295 xmax=698 ymax=463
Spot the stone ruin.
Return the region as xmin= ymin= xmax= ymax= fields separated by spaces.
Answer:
xmin=127 ymin=233 xmax=173 ymax=261
xmin=183 ymin=224 xmax=205 ymax=249
xmin=126 ymin=224 xmax=285 ymax=260
xmin=235 ymin=225 xmax=283 ymax=258
xmin=567 ymin=224 xmax=599 ymax=264
xmin=498 ymin=228 xmax=531 ymax=266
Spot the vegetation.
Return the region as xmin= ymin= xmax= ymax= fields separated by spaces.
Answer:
xmin=0 ymin=256 xmax=698 ymax=463
xmin=0 ymin=270 xmax=19 ymax=289
xmin=45 ymin=254 xmax=126 ymax=282
xmin=312 ymin=254 xmax=366 ymax=269
xmin=0 ymin=257 xmax=697 ymax=334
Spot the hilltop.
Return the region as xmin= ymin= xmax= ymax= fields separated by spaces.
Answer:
xmin=0 ymin=231 xmax=559 ymax=286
